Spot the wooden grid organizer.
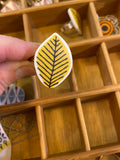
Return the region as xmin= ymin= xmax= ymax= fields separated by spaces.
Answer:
xmin=1 ymin=0 xmax=120 ymax=159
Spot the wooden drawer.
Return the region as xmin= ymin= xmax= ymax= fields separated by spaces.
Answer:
xmin=1 ymin=0 xmax=120 ymax=160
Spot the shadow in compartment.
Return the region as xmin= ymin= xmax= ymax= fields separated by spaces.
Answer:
xmin=0 ymin=108 xmax=41 ymax=160
xmin=43 ymin=100 xmax=85 ymax=156
xmin=81 ymin=92 xmax=120 ymax=149
xmin=72 ymin=43 xmax=112 ymax=92
xmin=0 ymin=14 xmax=25 ymax=40
xmin=106 ymin=39 xmax=120 ymax=84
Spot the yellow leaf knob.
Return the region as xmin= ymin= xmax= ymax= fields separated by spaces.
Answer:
xmin=34 ymin=33 xmax=73 ymax=88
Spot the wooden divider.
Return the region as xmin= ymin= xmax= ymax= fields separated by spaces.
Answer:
xmin=33 ymin=77 xmax=48 ymax=159
xmin=71 ymin=68 xmax=90 ymax=151
xmin=21 ymin=0 xmax=48 ymax=159
xmin=88 ymin=2 xmax=102 ymax=37
xmin=1 ymin=84 xmax=120 ymax=116
xmin=0 ymin=0 xmax=120 ymax=159
xmin=99 ymin=43 xmax=117 ymax=84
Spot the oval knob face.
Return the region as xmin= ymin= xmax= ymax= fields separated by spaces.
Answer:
xmin=0 ymin=84 xmax=25 ymax=105
xmin=68 ymin=8 xmax=82 ymax=35
xmin=34 ymin=33 xmax=73 ymax=88
xmin=99 ymin=15 xmax=120 ymax=36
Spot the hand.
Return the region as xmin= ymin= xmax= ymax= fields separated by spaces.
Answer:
xmin=0 ymin=35 xmax=39 ymax=95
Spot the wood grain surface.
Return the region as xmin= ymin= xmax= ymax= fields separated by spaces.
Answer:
xmin=0 ymin=0 xmax=120 ymax=160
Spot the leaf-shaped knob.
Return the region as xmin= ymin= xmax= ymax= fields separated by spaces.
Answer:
xmin=34 ymin=33 xmax=73 ymax=88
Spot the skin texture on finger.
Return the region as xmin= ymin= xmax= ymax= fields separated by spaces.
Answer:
xmin=0 ymin=35 xmax=40 ymax=62
xmin=0 ymin=61 xmax=35 ymax=95
xmin=0 ymin=35 xmax=40 ymax=94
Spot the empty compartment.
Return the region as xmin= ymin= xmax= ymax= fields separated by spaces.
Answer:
xmin=0 ymin=108 xmax=41 ymax=160
xmin=95 ymin=0 xmax=120 ymax=18
xmin=43 ymin=100 xmax=85 ymax=155
xmin=27 ymin=2 xmax=96 ymax=44
xmin=94 ymin=0 xmax=120 ymax=36
xmin=82 ymin=92 xmax=120 ymax=149
xmin=0 ymin=14 xmax=25 ymax=39
xmin=73 ymin=44 xmax=112 ymax=91
xmin=106 ymin=39 xmax=120 ymax=84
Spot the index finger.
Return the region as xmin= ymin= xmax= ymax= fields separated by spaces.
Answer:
xmin=0 ymin=35 xmax=39 ymax=62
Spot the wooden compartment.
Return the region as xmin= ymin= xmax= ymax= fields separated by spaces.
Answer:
xmin=33 ymin=43 xmax=114 ymax=99
xmin=26 ymin=2 xmax=97 ymax=44
xmin=94 ymin=0 xmax=120 ymax=37
xmin=82 ymin=92 xmax=120 ymax=149
xmin=95 ymin=0 xmax=120 ymax=19
xmin=0 ymin=14 xmax=25 ymax=39
xmin=43 ymin=100 xmax=85 ymax=155
xmin=73 ymin=44 xmax=112 ymax=91
xmin=0 ymin=0 xmax=120 ymax=160
xmin=105 ymin=39 xmax=120 ymax=84
xmin=0 ymin=109 xmax=40 ymax=160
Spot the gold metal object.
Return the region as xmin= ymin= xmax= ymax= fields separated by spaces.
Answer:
xmin=60 ymin=8 xmax=82 ymax=36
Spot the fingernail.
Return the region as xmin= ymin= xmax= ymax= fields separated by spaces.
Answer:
xmin=31 ymin=42 xmax=40 ymax=46
xmin=26 ymin=42 xmax=40 ymax=59
xmin=16 ymin=65 xmax=35 ymax=79
xmin=29 ymin=42 xmax=40 ymax=50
